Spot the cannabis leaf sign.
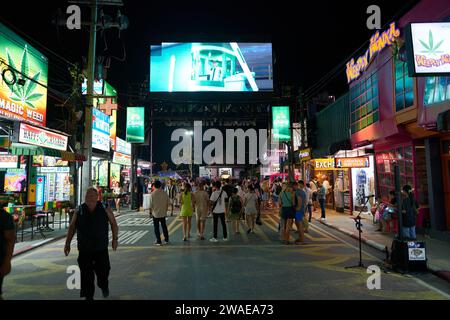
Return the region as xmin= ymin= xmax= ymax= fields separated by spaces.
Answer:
xmin=5 ymin=45 xmax=43 ymax=109
xmin=419 ymin=30 xmax=444 ymax=54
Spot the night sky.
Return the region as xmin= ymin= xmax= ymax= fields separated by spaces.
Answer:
xmin=1 ymin=0 xmax=420 ymax=102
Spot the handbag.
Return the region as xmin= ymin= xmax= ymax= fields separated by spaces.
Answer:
xmin=211 ymin=190 xmax=224 ymax=213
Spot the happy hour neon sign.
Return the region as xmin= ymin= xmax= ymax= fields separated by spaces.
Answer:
xmin=346 ymin=22 xmax=400 ymax=84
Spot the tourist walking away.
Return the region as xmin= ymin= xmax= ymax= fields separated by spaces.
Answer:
xmin=194 ymin=183 xmax=210 ymax=240
xmin=64 ymin=187 xmax=119 ymax=300
xmin=293 ymin=181 xmax=306 ymax=244
xmin=244 ymin=185 xmax=259 ymax=234
xmin=222 ymin=179 xmax=234 ymax=221
xmin=401 ymin=185 xmax=419 ymax=240
xmin=180 ymin=183 xmax=194 ymax=241
xmin=113 ymin=182 xmax=122 ymax=213
xmin=317 ymin=181 xmax=327 ymax=220
xmin=167 ymin=179 xmax=177 ymax=216
xmin=272 ymin=180 xmax=282 ymax=207
xmin=228 ymin=188 xmax=243 ymax=235
xmin=310 ymin=177 xmax=318 ymax=212
xmin=209 ymin=181 xmax=228 ymax=242
xmin=150 ymin=180 xmax=170 ymax=246
xmin=279 ymin=183 xmax=295 ymax=245
xmin=0 ymin=207 xmax=15 ymax=300
xmin=304 ymin=182 xmax=313 ymax=231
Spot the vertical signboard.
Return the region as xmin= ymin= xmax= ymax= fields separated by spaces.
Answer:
xmin=36 ymin=176 xmax=45 ymax=207
xmin=126 ymin=107 xmax=145 ymax=143
xmin=92 ymin=108 xmax=110 ymax=152
xmin=272 ymin=106 xmax=291 ymax=141
xmin=110 ymin=110 xmax=117 ymax=151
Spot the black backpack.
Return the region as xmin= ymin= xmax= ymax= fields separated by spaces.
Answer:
xmin=275 ymin=185 xmax=282 ymax=195
xmin=230 ymin=196 xmax=242 ymax=213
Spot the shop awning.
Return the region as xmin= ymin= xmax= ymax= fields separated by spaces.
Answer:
xmin=8 ymin=145 xmax=86 ymax=162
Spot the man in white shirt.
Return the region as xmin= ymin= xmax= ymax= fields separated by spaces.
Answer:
xmin=209 ymin=181 xmax=228 ymax=242
xmin=150 ymin=181 xmax=170 ymax=246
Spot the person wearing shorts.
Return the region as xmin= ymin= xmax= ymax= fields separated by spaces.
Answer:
xmin=194 ymin=183 xmax=210 ymax=240
xmin=244 ymin=185 xmax=259 ymax=234
xmin=293 ymin=181 xmax=306 ymax=244
xmin=279 ymin=184 xmax=295 ymax=245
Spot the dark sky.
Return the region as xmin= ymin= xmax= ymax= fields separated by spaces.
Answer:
xmin=1 ymin=0 xmax=420 ymax=102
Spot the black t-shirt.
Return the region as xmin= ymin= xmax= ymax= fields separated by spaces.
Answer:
xmin=0 ymin=209 xmax=15 ymax=263
xmin=222 ymin=184 xmax=234 ymax=200
xmin=75 ymin=202 xmax=109 ymax=253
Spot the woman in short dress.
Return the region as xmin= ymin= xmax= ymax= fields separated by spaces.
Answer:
xmin=180 ymin=183 xmax=195 ymax=241
xmin=193 ymin=183 xmax=210 ymax=240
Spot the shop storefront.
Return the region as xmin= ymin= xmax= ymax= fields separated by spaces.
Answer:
xmin=310 ymin=158 xmax=336 ymax=209
xmin=336 ymin=153 xmax=375 ymax=214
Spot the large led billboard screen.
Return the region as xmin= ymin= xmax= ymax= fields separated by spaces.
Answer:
xmin=150 ymin=43 xmax=273 ymax=92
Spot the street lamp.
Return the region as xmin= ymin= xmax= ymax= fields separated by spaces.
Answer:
xmin=185 ymin=130 xmax=194 ymax=179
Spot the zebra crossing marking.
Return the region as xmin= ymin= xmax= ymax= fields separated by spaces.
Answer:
xmin=118 ymin=217 xmax=153 ymax=227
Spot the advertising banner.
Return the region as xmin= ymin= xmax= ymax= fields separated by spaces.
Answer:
xmin=116 ymin=137 xmax=131 ymax=155
xmin=0 ymin=22 xmax=48 ymax=127
xmin=272 ymin=106 xmax=290 ymax=141
xmin=17 ymin=123 xmax=68 ymax=151
xmin=0 ymin=155 xmax=18 ymax=169
xmin=113 ymin=152 xmax=131 ymax=166
xmin=92 ymin=108 xmax=110 ymax=152
xmin=126 ymin=107 xmax=145 ymax=143
xmin=335 ymin=157 xmax=370 ymax=168
xmin=110 ymin=163 xmax=121 ymax=189
xmin=36 ymin=176 xmax=45 ymax=207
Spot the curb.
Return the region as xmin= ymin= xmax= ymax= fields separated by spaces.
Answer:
xmin=13 ymin=211 xmax=125 ymax=258
xmin=315 ymin=218 xmax=450 ymax=284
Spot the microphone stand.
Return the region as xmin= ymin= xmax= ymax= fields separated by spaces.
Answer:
xmin=345 ymin=195 xmax=373 ymax=269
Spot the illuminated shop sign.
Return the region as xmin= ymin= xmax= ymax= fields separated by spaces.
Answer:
xmin=313 ymin=158 xmax=335 ymax=170
xmin=346 ymin=22 xmax=400 ymax=83
xmin=298 ymin=148 xmax=311 ymax=162
xmin=16 ymin=123 xmax=68 ymax=151
xmin=406 ymin=22 xmax=450 ymax=76
xmin=113 ymin=152 xmax=131 ymax=166
xmin=335 ymin=157 xmax=370 ymax=168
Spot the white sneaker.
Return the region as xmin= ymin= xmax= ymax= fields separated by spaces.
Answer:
xmin=209 ymin=238 xmax=218 ymax=243
xmin=320 ymin=218 xmax=326 ymax=221
xmin=223 ymin=238 xmax=228 ymax=242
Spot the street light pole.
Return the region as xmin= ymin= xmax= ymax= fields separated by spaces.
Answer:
xmin=81 ymin=0 xmax=98 ymax=200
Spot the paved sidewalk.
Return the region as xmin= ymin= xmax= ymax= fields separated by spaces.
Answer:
xmin=12 ymin=208 xmax=134 ymax=257
xmin=315 ymin=209 xmax=450 ymax=282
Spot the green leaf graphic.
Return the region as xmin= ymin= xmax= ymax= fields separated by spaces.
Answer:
xmin=26 ymin=93 xmax=44 ymax=102
xmin=25 ymin=101 xmax=36 ymax=109
xmin=25 ymin=71 xmax=41 ymax=98
xmin=434 ymin=40 xmax=444 ymax=51
xmin=429 ymin=30 xmax=433 ymax=50
xmin=19 ymin=46 xmax=29 ymax=96
xmin=419 ymin=40 xmax=430 ymax=51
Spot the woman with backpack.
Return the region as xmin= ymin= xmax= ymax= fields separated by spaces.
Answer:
xmin=279 ymin=183 xmax=296 ymax=245
xmin=228 ymin=188 xmax=243 ymax=235
xmin=180 ymin=183 xmax=195 ymax=241
xmin=401 ymin=185 xmax=419 ymax=240
xmin=244 ymin=185 xmax=259 ymax=234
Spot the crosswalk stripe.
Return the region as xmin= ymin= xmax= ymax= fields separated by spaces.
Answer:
xmin=166 ymin=216 xmax=181 ymax=233
xmin=169 ymin=221 xmax=183 ymax=236
xmin=253 ymin=223 xmax=271 ymax=243
xmin=238 ymin=221 xmax=249 ymax=243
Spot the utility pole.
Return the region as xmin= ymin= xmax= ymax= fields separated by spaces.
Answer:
xmin=81 ymin=0 xmax=98 ymax=200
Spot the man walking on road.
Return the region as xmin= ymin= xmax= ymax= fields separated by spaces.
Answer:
xmin=0 ymin=207 xmax=15 ymax=300
xmin=64 ymin=187 xmax=119 ymax=300
xmin=150 ymin=180 xmax=171 ymax=246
